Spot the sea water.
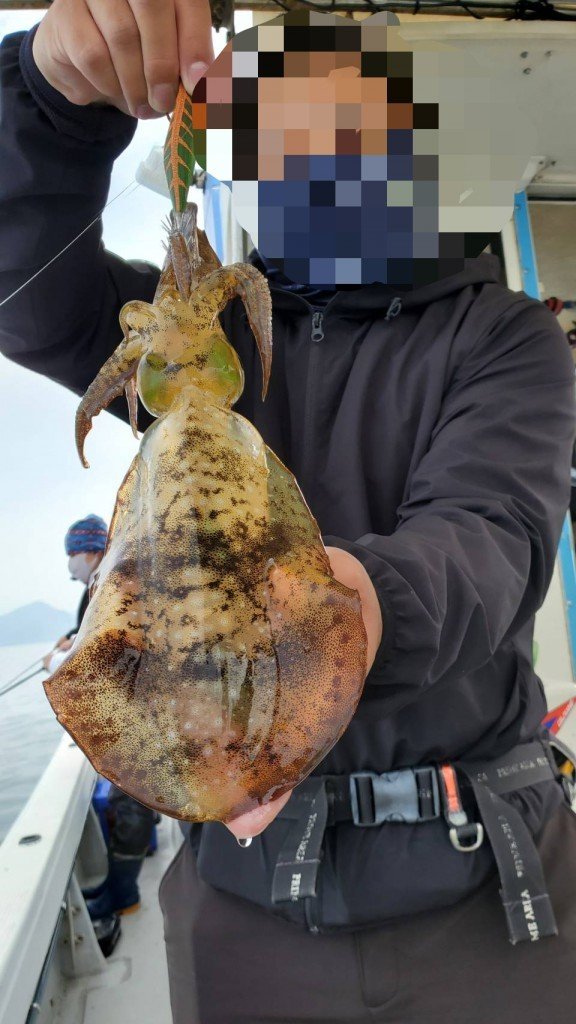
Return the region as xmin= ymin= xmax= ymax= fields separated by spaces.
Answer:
xmin=0 ymin=642 xmax=63 ymax=842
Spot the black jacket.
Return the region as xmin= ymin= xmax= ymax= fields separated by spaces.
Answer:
xmin=65 ymin=586 xmax=89 ymax=640
xmin=2 ymin=28 xmax=575 ymax=927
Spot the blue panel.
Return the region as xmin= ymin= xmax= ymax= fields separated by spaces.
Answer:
xmin=204 ymin=173 xmax=225 ymax=263
xmin=514 ymin=190 xmax=576 ymax=677
xmin=513 ymin=192 xmax=540 ymax=300
xmin=559 ymin=519 xmax=576 ymax=678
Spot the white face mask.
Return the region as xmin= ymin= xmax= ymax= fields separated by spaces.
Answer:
xmin=68 ymin=553 xmax=94 ymax=585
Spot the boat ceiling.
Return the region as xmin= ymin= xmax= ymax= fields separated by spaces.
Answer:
xmin=394 ymin=22 xmax=576 ymax=196
xmin=2 ymin=3 xmax=575 ymax=193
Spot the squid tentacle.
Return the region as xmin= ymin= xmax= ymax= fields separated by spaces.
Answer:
xmin=154 ymin=206 xmax=209 ymax=306
xmin=76 ymin=334 xmax=144 ymax=468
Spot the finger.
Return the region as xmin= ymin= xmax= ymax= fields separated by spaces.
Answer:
xmin=127 ymin=0 xmax=179 ymax=113
xmin=224 ymin=789 xmax=293 ymax=840
xmin=47 ymin=7 xmax=121 ymax=106
xmin=86 ymin=0 xmax=148 ymax=117
xmin=175 ymin=0 xmax=215 ymax=94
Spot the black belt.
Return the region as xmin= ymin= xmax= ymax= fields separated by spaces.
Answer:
xmin=272 ymin=739 xmax=566 ymax=945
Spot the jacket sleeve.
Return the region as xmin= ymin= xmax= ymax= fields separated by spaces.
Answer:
xmin=0 ymin=28 xmax=159 ymax=422
xmin=326 ymin=299 xmax=576 ymax=705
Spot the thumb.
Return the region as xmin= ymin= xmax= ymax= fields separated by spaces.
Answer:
xmin=224 ymin=789 xmax=293 ymax=840
xmin=176 ymin=0 xmax=215 ymax=94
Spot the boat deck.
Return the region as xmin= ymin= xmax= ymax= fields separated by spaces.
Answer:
xmin=57 ymin=818 xmax=180 ymax=1024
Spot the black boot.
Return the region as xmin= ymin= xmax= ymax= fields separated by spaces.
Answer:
xmin=86 ymin=854 xmax=144 ymax=919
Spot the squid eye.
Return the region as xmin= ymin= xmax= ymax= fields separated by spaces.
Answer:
xmin=146 ymin=354 xmax=168 ymax=371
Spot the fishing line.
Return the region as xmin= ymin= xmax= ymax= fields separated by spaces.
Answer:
xmin=0 ymin=656 xmax=43 ymax=690
xmin=0 ymin=666 xmax=44 ymax=700
xmin=0 ymin=180 xmax=142 ymax=310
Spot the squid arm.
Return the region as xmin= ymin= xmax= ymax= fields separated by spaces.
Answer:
xmin=201 ymin=264 xmax=273 ymax=400
xmin=196 ymin=228 xmax=222 ymax=278
xmin=76 ymin=334 xmax=144 ymax=468
xmin=154 ymin=207 xmax=209 ymax=307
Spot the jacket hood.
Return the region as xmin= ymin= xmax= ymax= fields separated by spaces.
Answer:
xmin=248 ymin=248 xmax=504 ymax=319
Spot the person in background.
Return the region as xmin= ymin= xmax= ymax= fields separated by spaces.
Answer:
xmin=43 ymin=514 xmax=157 ymax=918
xmin=43 ymin=513 xmax=108 ymax=674
xmin=86 ymin=784 xmax=157 ymax=919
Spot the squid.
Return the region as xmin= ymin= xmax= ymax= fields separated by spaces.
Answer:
xmin=44 ymin=88 xmax=367 ymax=822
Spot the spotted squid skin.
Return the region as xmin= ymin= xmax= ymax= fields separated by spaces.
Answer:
xmin=46 ymin=387 xmax=367 ymax=821
xmin=45 ymin=203 xmax=367 ymax=823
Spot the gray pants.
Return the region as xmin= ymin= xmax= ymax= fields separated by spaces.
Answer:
xmin=159 ymin=803 xmax=576 ymax=1024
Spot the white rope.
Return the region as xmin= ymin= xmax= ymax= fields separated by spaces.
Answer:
xmin=0 ymin=180 xmax=141 ymax=310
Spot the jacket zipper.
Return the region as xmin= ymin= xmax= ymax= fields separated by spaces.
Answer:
xmin=311 ymin=310 xmax=325 ymax=343
xmin=300 ymin=309 xmax=325 ymax=492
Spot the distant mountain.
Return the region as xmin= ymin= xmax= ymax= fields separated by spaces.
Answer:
xmin=0 ymin=602 xmax=75 ymax=646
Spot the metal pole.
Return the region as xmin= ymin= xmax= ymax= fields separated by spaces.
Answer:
xmin=234 ymin=0 xmax=576 ymax=11
xmin=3 ymin=0 xmax=576 ymax=14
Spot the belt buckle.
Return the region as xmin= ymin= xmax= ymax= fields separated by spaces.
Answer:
xmin=413 ymin=766 xmax=441 ymax=821
xmin=349 ymin=772 xmax=380 ymax=827
xmin=349 ymin=769 xmax=433 ymax=826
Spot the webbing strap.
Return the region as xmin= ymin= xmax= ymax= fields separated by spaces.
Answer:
xmin=272 ymin=778 xmax=329 ymax=903
xmin=272 ymin=740 xmax=562 ymax=943
xmin=457 ymin=741 xmax=558 ymax=944
xmin=272 ymin=765 xmax=440 ymax=903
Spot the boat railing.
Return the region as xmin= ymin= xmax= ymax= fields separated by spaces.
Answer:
xmin=0 ymin=735 xmax=102 ymax=1024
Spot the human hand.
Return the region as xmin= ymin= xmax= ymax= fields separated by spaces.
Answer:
xmin=42 ymin=651 xmax=54 ymax=671
xmin=224 ymin=546 xmax=383 ymax=841
xmin=57 ymin=637 xmax=74 ymax=651
xmin=32 ymin=0 xmax=214 ymax=118
xmin=323 ymin=546 xmax=383 ymax=672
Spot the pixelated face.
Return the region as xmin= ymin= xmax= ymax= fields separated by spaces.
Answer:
xmin=191 ymin=12 xmax=534 ymax=288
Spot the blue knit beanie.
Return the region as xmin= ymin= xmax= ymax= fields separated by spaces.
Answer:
xmin=65 ymin=514 xmax=108 ymax=555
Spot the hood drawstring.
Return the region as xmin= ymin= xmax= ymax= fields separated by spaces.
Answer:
xmin=385 ymin=297 xmax=403 ymax=321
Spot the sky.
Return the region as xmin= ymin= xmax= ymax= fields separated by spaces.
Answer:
xmin=0 ymin=10 xmax=250 ymax=617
